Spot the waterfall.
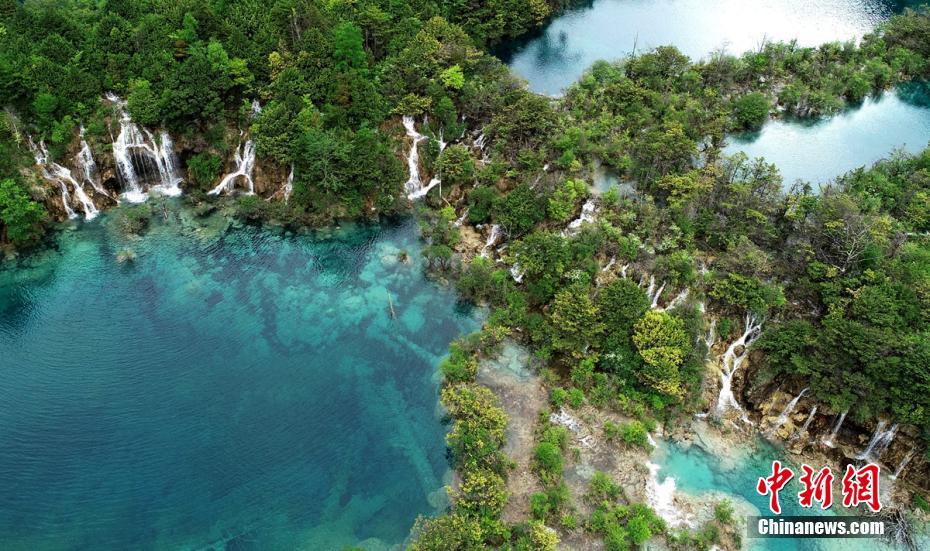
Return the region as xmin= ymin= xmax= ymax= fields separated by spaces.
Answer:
xmin=767 ymin=388 xmax=809 ymax=438
xmin=704 ymin=319 xmax=717 ymax=351
xmin=57 ymin=182 xmax=78 ymax=219
xmin=510 ymin=261 xmax=525 ymax=283
xmin=208 ymin=134 xmax=256 ymax=195
xmin=408 ymin=176 xmax=441 ymax=200
xmin=106 ymin=93 xmax=183 ymax=202
xmin=402 ymin=116 xmax=426 ymax=196
xmin=152 ymin=132 xmax=183 ymax=196
xmin=283 ymin=165 xmax=294 ymax=204
xmin=76 ymin=127 xmax=112 ymax=199
xmin=822 ymin=410 xmax=848 ymax=448
xmin=645 ymin=463 xmax=692 ymax=528
xmin=602 ymin=256 xmax=616 ymax=272
xmin=640 ymin=274 xmax=667 ymax=309
xmin=790 ymin=405 xmax=818 ymax=441
xmin=890 ymin=448 xmax=916 ymax=480
xmin=856 ymin=421 xmax=898 ymax=461
xmin=620 ymin=264 xmax=628 ymax=278
xmin=563 ymin=199 xmax=596 ymax=236
xmin=715 ymin=313 xmax=763 ymax=416
xmin=657 ymin=289 xmax=688 ymax=312
xmin=453 ymin=208 xmax=469 ymax=227
xmin=480 ymin=224 xmax=502 ymax=258
xmin=30 ymin=139 xmax=97 ymax=220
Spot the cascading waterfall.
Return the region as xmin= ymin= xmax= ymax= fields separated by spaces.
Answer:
xmin=657 ymin=289 xmax=688 ymax=312
xmin=563 ymin=199 xmax=596 ymax=236
xmin=890 ymin=448 xmax=916 ymax=479
xmin=822 ymin=410 xmax=848 ymax=447
xmin=790 ymin=405 xmax=818 ymax=441
xmin=856 ymin=421 xmax=898 ymax=461
xmin=715 ymin=313 xmax=763 ymax=416
xmin=405 ymin=119 xmax=446 ymax=200
xmin=453 ymin=208 xmax=469 ymax=227
xmin=402 ymin=116 xmax=426 ymax=196
xmin=30 ymin=139 xmax=98 ymax=220
xmin=480 ymin=224 xmax=502 ymax=258
xmin=106 ymin=93 xmax=183 ymax=201
xmin=56 ymin=182 xmax=77 ymax=219
xmin=645 ymin=463 xmax=692 ymax=528
xmin=283 ymin=165 xmax=294 ymax=204
xmin=76 ymin=127 xmax=111 ymax=199
xmin=766 ymin=388 xmax=809 ymax=438
xmin=510 ymin=262 xmax=525 ymax=283
xmin=703 ymin=318 xmax=717 ymax=352
xmin=209 ymin=133 xmax=256 ymax=195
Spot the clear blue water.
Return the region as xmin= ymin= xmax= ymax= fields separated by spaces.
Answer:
xmin=725 ymin=83 xmax=930 ymax=186
xmin=498 ymin=0 xmax=930 ymax=189
xmin=0 ymin=208 xmax=480 ymax=550
xmin=654 ymin=438 xmax=927 ymax=550
xmin=499 ymin=0 xmax=918 ymax=96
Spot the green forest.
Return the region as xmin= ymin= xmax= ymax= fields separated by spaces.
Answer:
xmin=2 ymin=0 xmax=930 ymax=549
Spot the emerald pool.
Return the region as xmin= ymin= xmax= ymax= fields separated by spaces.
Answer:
xmin=0 ymin=207 xmax=480 ymax=550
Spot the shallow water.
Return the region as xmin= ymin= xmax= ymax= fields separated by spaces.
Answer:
xmin=725 ymin=83 xmax=930 ymax=186
xmin=499 ymin=0 xmax=917 ymax=96
xmin=654 ymin=436 xmax=926 ymax=550
xmin=0 ymin=208 xmax=480 ymax=549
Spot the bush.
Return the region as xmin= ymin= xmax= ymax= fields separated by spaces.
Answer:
xmin=620 ymin=420 xmax=652 ymax=450
xmin=714 ymin=499 xmax=734 ymax=524
xmin=0 ymin=179 xmax=46 ymax=246
xmin=550 ymin=387 xmax=568 ymax=408
xmin=567 ymin=388 xmax=585 ymax=408
xmin=732 ymin=92 xmax=770 ymax=130
xmin=534 ymin=442 xmax=563 ymax=484
xmin=187 ymin=152 xmax=223 ymax=189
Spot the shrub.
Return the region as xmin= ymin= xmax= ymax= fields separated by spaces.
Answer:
xmin=534 ymin=442 xmax=563 ymax=484
xmin=714 ymin=499 xmax=734 ymax=524
xmin=567 ymin=388 xmax=585 ymax=408
xmin=621 ymin=420 xmax=652 ymax=450
xmin=550 ymin=387 xmax=568 ymax=408
xmin=187 ymin=152 xmax=223 ymax=189
xmin=732 ymin=92 xmax=770 ymax=130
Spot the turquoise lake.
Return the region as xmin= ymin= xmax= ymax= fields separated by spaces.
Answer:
xmin=500 ymin=0 xmax=930 ymax=186
xmin=655 ymin=438 xmax=927 ymax=550
xmin=724 ymin=83 xmax=930 ymax=186
xmin=499 ymin=0 xmax=920 ymax=96
xmin=0 ymin=207 xmax=480 ymax=550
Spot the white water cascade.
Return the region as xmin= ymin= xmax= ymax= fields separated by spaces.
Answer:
xmin=404 ymin=118 xmax=447 ymax=200
xmin=30 ymin=139 xmax=98 ymax=220
xmin=657 ymin=289 xmax=689 ymax=312
xmin=106 ymin=93 xmax=183 ymax=202
xmin=703 ymin=319 xmax=717 ymax=351
xmin=563 ymin=199 xmax=596 ymax=236
xmin=790 ymin=405 xmax=818 ymax=442
xmin=209 ymin=133 xmax=256 ymax=195
xmin=767 ymin=388 xmax=809 ymax=438
xmin=890 ymin=448 xmax=916 ymax=480
xmin=453 ymin=208 xmax=469 ymax=227
xmin=76 ymin=127 xmax=112 ymax=200
xmin=822 ymin=410 xmax=848 ymax=448
xmin=856 ymin=421 xmax=898 ymax=461
xmin=283 ymin=165 xmax=294 ymax=204
xmin=402 ymin=116 xmax=427 ymax=196
xmin=645 ymin=463 xmax=693 ymax=528
xmin=715 ymin=313 xmax=763 ymax=416
xmin=480 ymin=224 xmax=502 ymax=258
